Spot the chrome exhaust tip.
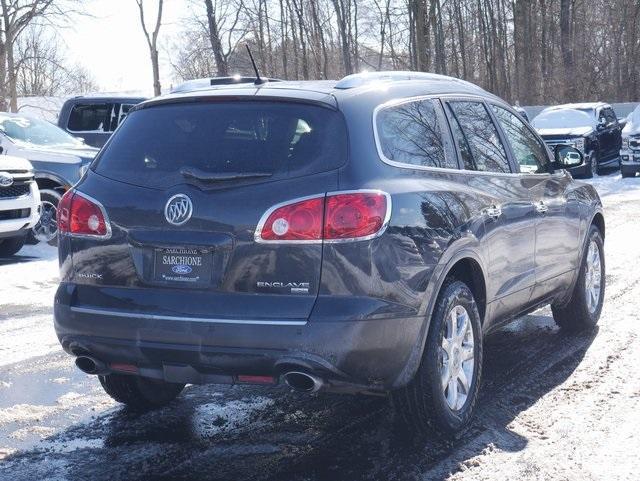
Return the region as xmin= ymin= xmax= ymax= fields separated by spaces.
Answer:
xmin=75 ymin=355 xmax=108 ymax=375
xmin=283 ymin=371 xmax=323 ymax=393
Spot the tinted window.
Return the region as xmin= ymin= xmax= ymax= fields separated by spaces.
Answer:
xmin=94 ymin=102 xmax=347 ymax=189
xmin=376 ymin=99 xmax=456 ymax=169
xmin=492 ymin=105 xmax=549 ymax=174
xmin=68 ymin=104 xmax=111 ymax=132
xmin=447 ymin=101 xmax=511 ymax=173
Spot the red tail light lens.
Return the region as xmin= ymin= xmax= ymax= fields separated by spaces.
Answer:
xmin=57 ymin=189 xmax=74 ymax=234
xmin=57 ymin=190 xmax=110 ymax=238
xmin=256 ymin=191 xmax=390 ymax=242
xmin=324 ymin=192 xmax=388 ymax=240
xmin=258 ymin=196 xmax=324 ymax=241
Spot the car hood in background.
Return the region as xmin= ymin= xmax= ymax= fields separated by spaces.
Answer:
xmin=0 ymin=154 xmax=33 ymax=171
xmin=12 ymin=142 xmax=99 ymax=164
xmin=622 ymin=122 xmax=640 ymax=137
xmin=536 ymin=126 xmax=594 ymax=137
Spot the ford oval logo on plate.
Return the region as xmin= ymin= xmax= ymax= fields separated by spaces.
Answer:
xmin=172 ymin=264 xmax=193 ymax=275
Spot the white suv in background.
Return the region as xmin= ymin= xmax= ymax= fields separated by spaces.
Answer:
xmin=0 ymin=156 xmax=41 ymax=257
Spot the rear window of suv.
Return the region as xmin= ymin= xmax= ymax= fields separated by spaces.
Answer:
xmin=93 ymin=101 xmax=347 ymax=189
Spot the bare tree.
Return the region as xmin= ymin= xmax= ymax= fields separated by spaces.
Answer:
xmin=135 ymin=0 xmax=164 ymax=96
xmin=165 ymin=0 xmax=640 ymax=104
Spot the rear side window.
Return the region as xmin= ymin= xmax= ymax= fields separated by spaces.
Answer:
xmin=447 ymin=101 xmax=511 ymax=173
xmin=376 ymin=98 xmax=456 ymax=169
xmin=94 ymin=101 xmax=347 ymax=189
xmin=492 ymin=105 xmax=550 ymax=174
xmin=68 ymin=104 xmax=111 ymax=133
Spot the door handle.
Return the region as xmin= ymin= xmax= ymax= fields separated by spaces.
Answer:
xmin=534 ymin=201 xmax=549 ymax=214
xmin=484 ymin=205 xmax=502 ymax=220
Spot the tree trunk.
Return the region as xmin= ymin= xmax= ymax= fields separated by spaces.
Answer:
xmin=560 ymin=0 xmax=575 ymax=100
xmin=204 ymin=0 xmax=228 ymax=76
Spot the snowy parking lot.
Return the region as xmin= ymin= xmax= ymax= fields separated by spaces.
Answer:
xmin=1 ymin=173 xmax=639 ymax=481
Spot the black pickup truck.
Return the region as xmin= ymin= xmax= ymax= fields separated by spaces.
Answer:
xmin=532 ymin=102 xmax=622 ymax=178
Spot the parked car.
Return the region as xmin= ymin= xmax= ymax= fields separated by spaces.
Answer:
xmin=0 ymin=155 xmax=41 ymax=256
xmin=620 ymin=104 xmax=640 ymax=178
xmin=54 ymin=71 xmax=605 ymax=437
xmin=0 ymin=112 xmax=99 ymax=244
xmin=532 ymin=102 xmax=622 ymax=178
xmin=58 ymin=95 xmax=147 ymax=148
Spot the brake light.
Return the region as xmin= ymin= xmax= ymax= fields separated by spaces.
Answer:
xmin=58 ymin=190 xmax=110 ymax=238
xmin=256 ymin=191 xmax=390 ymax=242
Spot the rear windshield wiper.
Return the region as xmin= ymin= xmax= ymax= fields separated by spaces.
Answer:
xmin=179 ymin=167 xmax=272 ymax=182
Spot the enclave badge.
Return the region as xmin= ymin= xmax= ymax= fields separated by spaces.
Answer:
xmin=164 ymin=194 xmax=193 ymax=226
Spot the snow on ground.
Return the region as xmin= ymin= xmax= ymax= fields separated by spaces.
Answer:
xmin=0 ymin=171 xmax=639 ymax=481
xmin=0 ymin=243 xmax=59 ymax=367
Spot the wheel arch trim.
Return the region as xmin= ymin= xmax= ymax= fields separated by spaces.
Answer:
xmin=391 ymin=242 xmax=488 ymax=389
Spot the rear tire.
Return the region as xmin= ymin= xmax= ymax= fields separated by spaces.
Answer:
xmin=0 ymin=235 xmax=26 ymax=257
xmin=392 ymin=280 xmax=483 ymax=438
xmin=552 ymin=225 xmax=605 ymax=332
xmin=98 ymin=374 xmax=185 ymax=411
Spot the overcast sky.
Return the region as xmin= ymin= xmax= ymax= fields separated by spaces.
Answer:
xmin=61 ymin=0 xmax=188 ymax=95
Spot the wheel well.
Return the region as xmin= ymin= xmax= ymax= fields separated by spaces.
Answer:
xmin=592 ymin=212 xmax=605 ymax=239
xmin=35 ymin=178 xmax=66 ymax=193
xmin=445 ymin=258 xmax=487 ymax=324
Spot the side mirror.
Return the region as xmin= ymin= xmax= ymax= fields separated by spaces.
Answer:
xmin=618 ymin=118 xmax=627 ymax=129
xmin=551 ymin=144 xmax=584 ymax=170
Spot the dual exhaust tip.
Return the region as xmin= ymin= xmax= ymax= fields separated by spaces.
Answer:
xmin=76 ymin=356 xmax=323 ymax=393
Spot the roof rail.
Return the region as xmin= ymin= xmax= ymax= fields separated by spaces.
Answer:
xmin=334 ymin=70 xmax=481 ymax=91
xmin=171 ymin=76 xmax=283 ymax=93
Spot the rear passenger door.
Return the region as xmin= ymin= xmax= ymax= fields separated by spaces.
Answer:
xmin=491 ymin=104 xmax=581 ymax=301
xmin=444 ymin=99 xmax=537 ymax=324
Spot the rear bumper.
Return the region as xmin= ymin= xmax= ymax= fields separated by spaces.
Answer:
xmin=54 ymin=284 xmax=424 ymax=392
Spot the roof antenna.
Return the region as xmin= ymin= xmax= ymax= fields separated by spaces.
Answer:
xmin=245 ymin=45 xmax=265 ymax=86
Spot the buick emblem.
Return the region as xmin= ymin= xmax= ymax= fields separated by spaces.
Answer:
xmin=0 ymin=172 xmax=13 ymax=187
xmin=164 ymin=194 xmax=193 ymax=226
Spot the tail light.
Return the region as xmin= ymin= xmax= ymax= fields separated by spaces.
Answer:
xmin=255 ymin=190 xmax=390 ymax=243
xmin=58 ymin=190 xmax=111 ymax=238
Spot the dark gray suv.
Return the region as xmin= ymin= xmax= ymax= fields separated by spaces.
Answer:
xmin=54 ymin=72 xmax=605 ymax=436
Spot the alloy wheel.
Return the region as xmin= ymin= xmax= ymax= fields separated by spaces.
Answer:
xmin=584 ymin=240 xmax=602 ymax=314
xmin=439 ymin=305 xmax=475 ymax=411
xmin=32 ymin=200 xmax=58 ymax=243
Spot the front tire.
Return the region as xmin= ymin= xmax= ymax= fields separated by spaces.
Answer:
xmin=585 ymin=153 xmax=597 ymax=178
xmin=31 ymin=189 xmax=62 ymax=246
xmin=98 ymin=374 xmax=185 ymax=411
xmin=392 ymin=280 xmax=483 ymax=438
xmin=552 ymin=225 xmax=605 ymax=332
xmin=0 ymin=235 xmax=26 ymax=257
